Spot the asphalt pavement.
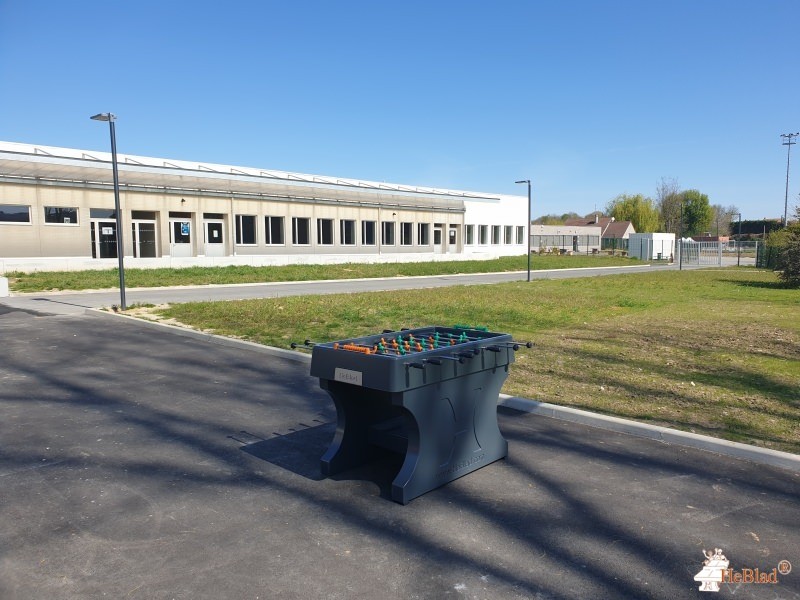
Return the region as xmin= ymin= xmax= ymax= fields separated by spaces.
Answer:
xmin=0 ymin=302 xmax=797 ymax=599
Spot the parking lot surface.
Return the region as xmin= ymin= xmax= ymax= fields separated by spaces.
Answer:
xmin=1 ymin=307 xmax=797 ymax=599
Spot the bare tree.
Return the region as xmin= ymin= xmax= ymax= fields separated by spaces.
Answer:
xmin=656 ymin=177 xmax=682 ymax=234
xmin=711 ymin=204 xmax=739 ymax=237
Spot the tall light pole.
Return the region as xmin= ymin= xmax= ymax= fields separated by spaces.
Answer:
xmin=515 ymin=179 xmax=531 ymax=281
xmin=781 ymin=132 xmax=799 ymax=227
xmin=91 ymin=113 xmax=126 ymax=310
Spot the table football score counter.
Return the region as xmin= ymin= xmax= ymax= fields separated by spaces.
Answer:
xmin=301 ymin=326 xmax=529 ymax=504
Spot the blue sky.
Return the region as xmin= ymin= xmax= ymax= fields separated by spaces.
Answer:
xmin=1 ymin=1 xmax=797 ymax=220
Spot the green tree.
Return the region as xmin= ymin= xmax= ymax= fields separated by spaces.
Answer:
xmin=605 ymin=193 xmax=660 ymax=232
xmin=776 ymin=205 xmax=800 ymax=287
xmin=680 ymin=189 xmax=714 ymax=237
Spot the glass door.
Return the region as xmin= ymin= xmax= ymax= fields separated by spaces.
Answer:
xmin=204 ymin=220 xmax=225 ymax=256
xmin=132 ymin=221 xmax=158 ymax=258
xmin=170 ymin=219 xmax=193 ymax=257
xmin=90 ymin=220 xmax=118 ymax=258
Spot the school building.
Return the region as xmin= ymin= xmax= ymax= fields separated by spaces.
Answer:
xmin=0 ymin=141 xmax=529 ymax=273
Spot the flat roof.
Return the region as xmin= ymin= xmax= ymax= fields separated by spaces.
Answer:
xmin=0 ymin=141 xmax=512 ymax=206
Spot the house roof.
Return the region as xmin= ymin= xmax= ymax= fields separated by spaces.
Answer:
xmin=564 ymin=215 xmax=635 ymax=238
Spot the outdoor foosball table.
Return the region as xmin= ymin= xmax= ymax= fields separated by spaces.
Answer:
xmin=297 ymin=325 xmax=530 ymax=504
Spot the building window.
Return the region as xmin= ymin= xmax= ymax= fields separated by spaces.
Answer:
xmin=362 ymin=220 xmax=376 ymax=245
xmin=340 ymin=219 xmax=356 ymax=245
xmin=317 ymin=218 xmax=334 ymax=245
xmin=235 ymin=215 xmax=257 ymax=245
xmin=265 ymin=216 xmax=284 ymax=245
xmin=465 ymin=224 xmax=474 ymax=245
xmin=90 ymin=208 xmax=117 ymax=219
xmin=400 ymin=222 xmax=414 ymax=246
xmin=504 ymin=226 xmax=513 ymax=244
xmin=0 ymin=204 xmax=31 ymax=223
xmin=492 ymin=225 xmax=501 ymax=244
xmin=382 ymin=221 xmax=395 ymax=245
xmin=44 ymin=206 xmax=79 ymax=225
xmin=417 ymin=223 xmax=430 ymax=245
xmin=516 ymin=226 xmax=525 ymax=244
xmin=292 ymin=217 xmax=310 ymax=245
xmin=479 ymin=225 xmax=488 ymax=245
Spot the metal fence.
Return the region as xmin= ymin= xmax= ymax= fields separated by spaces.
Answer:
xmin=677 ymin=240 xmax=760 ymax=266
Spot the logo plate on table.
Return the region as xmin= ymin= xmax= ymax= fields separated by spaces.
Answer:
xmin=334 ymin=368 xmax=363 ymax=386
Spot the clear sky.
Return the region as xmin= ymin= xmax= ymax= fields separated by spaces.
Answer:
xmin=1 ymin=1 xmax=797 ymax=220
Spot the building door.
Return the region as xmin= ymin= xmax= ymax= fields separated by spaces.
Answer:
xmin=448 ymin=225 xmax=458 ymax=253
xmin=132 ymin=221 xmax=158 ymax=258
xmin=90 ymin=220 xmax=118 ymax=258
xmin=170 ymin=219 xmax=193 ymax=257
xmin=204 ymin=220 xmax=225 ymax=256
xmin=433 ymin=224 xmax=444 ymax=253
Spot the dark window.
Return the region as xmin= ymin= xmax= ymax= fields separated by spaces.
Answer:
xmin=417 ymin=223 xmax=430 ymax=245
xmin=492 ymin=225 xmax=501 ymax=244
xmin=516 ymin=226 xmax=524 ymax=244
xmin=400 ymin=222 xmax=413 ymax=245
xmin=292 ymin=217 xmax=310 ymax=245
xmin=317 ymin=218 xmax=334 ymax=245
xmin=204 ymin=213 xmax=225 ymax=220
xmin=362 ymin=220 xmax=376 ymax=245
xmin=0 ymin=204 xmax=31 ymax=223
xmin=235 ymin=215 xmax=257 ymax=245
xmin=479 ymin=225 xmax=488 ymax=245
xmin=90 ymin=208 xmax=117 ymax=219
xmin=465 ymin=224 xmax=474 ymax=245
xmin=44 ymin=206 xmax=78 ymax=225
xmin=340 ymin=220 xmax=356 ymax=245
xmin=132 ymin=210 xmax=156 ymax=220
xmin=504 ymin=226 xmax=513 ymax=244
xmin=265 ymin=216 xmax=284 ymax=245
xmin=381 ymin=221 xmax=395 ymax=245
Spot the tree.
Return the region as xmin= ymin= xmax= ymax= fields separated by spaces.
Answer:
xmin=533 ymin=212 xmax=580 ymax=225
xmin=776 ymin=205 xmax=800 ymax=287
xmin=656 ymin=177 xmax=682 ymax=235
xmin=711 ymin=204 xmax=739 ymax=237
xmin=681 ymin=190 xmax=714 ymax=237
xmin=605 ymin=194 xmax=660 ymax=232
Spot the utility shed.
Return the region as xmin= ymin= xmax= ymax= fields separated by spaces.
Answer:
xmin=628 ymin=233 xmax=675 ymax=261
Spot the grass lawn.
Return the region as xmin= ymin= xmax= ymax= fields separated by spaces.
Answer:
xmin=140 ymin=268 xmax=800 ymax=454
xmin=7 ymin=254 xmax=637 ymax=292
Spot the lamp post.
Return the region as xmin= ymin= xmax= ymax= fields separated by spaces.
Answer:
xmin=90 ymin=112 xmax=126 ymax=310
xmin=737 ymin=212 xmax=742 ymax=267
xmin=515 ymin=179 xmax=532 ymax=281
xmin=781 ymin=132 xmax=799 ymax=227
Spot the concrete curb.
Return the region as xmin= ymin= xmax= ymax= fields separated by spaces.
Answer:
xmin=499 ymin=395 xmax=800 ymax=473
xmin=90 ymin=308 xmax=800 ymax=474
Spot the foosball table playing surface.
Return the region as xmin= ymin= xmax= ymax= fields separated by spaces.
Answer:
xmin=303 ymin=325 xmax=529 ymax=504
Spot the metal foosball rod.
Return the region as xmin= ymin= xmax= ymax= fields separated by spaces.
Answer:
xmin=290 ymin=339 xmax=316 ymax=349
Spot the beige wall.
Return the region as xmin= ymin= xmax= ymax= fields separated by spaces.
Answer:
xmin=0 ymin=181 xmax=464 ymax=259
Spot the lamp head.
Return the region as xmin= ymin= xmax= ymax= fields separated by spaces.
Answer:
xmin=90 ymin=113 xmax=117 ymax=122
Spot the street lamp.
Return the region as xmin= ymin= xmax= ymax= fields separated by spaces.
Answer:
xmin=515 ymin=179 xmax=532 ymax=281
xmin=781 ymin=132 xmax=799 ymax=227
xmin=90 ymin=112 xmax=126 ymax=310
